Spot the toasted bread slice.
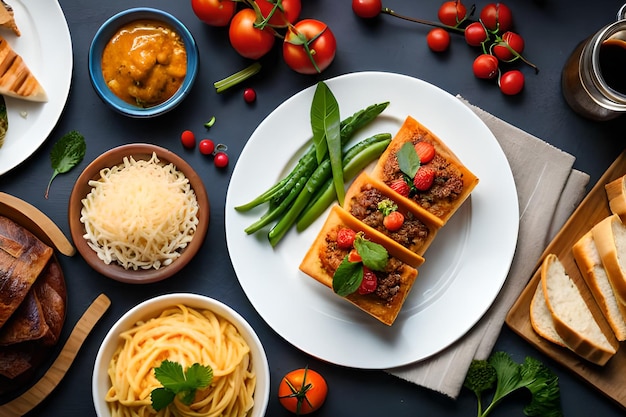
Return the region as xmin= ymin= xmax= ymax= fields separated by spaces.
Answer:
xmin=0 ymin=35 xmax=47 ymax=102
xmin=344 ymin=172 xmax=441 ymax=258
xmin=573 ymin=231 xmax=626 ymax=341
xmin=592 ymin=214 xmax=626 ymax=305
xmin=370 ymin=116 xmax=478 ymax=225
xmin=605 ymin=175 xmax=626 ymax=222
xmin=541 ymin=254 xmax=618 ymax=366
xmin=299 ymin=205 xmax=420 ymax=326
xmin=0 ymin=1 xmax=19 ymax=37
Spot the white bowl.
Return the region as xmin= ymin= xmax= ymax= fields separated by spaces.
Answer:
xmin=92 ymin=293 xmax=270 ymax=417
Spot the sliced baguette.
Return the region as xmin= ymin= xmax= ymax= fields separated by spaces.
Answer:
xmin=592 ymin=214 xmax=626 ymax=305
xmin=530 ymin=281 xmax=567 ymax=348
xmin=605 ymin=174 xmax=626 ymax=221
xmin=0 ymin=35 xmax=47 ymax=102
xmin=572 ymin=231 xmax=626 ymax=341
xmin=541 ymin=253 xmax=618 ymax=366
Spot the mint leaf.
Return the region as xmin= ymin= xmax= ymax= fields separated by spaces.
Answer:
xmin=354 ymin=238 xmax=388 ymax=271
xmin=333 ymin=255 xmax=363 ymax=296
xmin=396 ymin=142 xmax=420 ymax=179
xmin=150 ymin=387 xmax=176 ymax=411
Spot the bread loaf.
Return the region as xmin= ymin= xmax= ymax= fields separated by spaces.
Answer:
xmin=572 ymin=231 xmax=626 ymax=341
xmin=591 ymin=214 xmax=626 ymax=305
xmin=605 ymin=174 xmax=626 ymax=221
xmin=541 ymin=254 xmax=618 ymax=366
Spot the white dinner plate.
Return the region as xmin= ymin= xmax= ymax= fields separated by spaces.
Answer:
xmin=225 ymin=71 xmax=519 ymax=369
xmin=0 ymin=0 xmax=72 ymax=175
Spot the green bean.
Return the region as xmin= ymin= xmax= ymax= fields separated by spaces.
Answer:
xmin=234 ymin=102 xmax=390 ymax=212
xmin=268 ymin=133 xmax=392 ymax=246
xmin=295 ymin=136 xmax=392 ymax=233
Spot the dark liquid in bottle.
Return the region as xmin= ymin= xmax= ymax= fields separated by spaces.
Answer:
xmin=599 ymin=39 xmax=626 ymax=94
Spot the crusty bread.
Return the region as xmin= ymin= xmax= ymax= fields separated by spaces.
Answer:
xmin=530 ymin=281 xmax=567 ymax=348
xmin=0 ymin=35 xmax=47 ymax=102
xmin=572 ymin=231 xmax=626 ymax=341
xmin=541 ymin=254 xmax=618 ymax=366
xmin=605 ymin=175 xmax=626 ymax=222
xmin=0 ymin=1 xmax=19 ymax=37
xmin=592 ymin=214 xmax=626 ymax=305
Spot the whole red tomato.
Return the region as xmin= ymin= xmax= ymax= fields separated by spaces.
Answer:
xmin=352 ymin=0 xmax=383 ymax=19
xmin=438 ymin=0 xmax=467 ymax=27
xmin=283 ymin=19 xmax=336 ymax=74
xmin=191 ymin=0 xmax=237 ymax=27
xmin=426 ymin=28 xmax=450 ymax=52
xmin=464 ymin=22 xmax=488 ymax=47
xmin=473 ymin=54 xmax=499 ymax=79
xmin=480 ymin=3 xmax=513 ymax=33
xmin=255 ymin=0 xmax=301 ymax=26
xmin=229 ymin=8 xmax=276 ymax=59
xmin=493 ymin=31 xmax=524 ymax=61
xmin=278 ymin=368 xmax=328 ymax=415
xmin=499 ymin=69 xmax=524 ymax=95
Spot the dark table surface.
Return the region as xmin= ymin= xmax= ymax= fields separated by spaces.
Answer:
xmin=1 ymin=0 xmax=626 ymax=416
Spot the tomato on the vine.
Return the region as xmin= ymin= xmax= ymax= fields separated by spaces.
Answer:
xmin=438 ymin=0 xmax=467 ymax=27
xmin=493 ymin=31 xmax=524 ymax=61
xmin=255 ymin=0 xmax=301 ymax=26
xmin=283 ymin=19 xmax=336 ymax=74
xmin=464 ymin=22 xmax=488 ymax=47
xmin=191 ymin=0 xmax=237 ymax=27
xmin=480 ymin=3 xmax=513 ymax=33
xmin=352 ymin=0 xmax=382 ymax=19
xmin=473 ymin=54 xmax=499 ymax=79
xmin=499 ymin=69 xmax=524 ymax=95
xmin=426 ymin=28 xmax=450 ymax=52
xmin=229 ymin=8 xmax=276 ymax=59
xmin=278 ymin=368 xmax=328 ymax=415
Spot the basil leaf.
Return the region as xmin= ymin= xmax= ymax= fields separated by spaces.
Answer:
xmin=354 ymin=238 xmax=388 ymax=272
xmin=396 ymin=141 xmax=420 ymax=179
xmin=45 ymin=130 xmax=86 ymax=199
xmin=333 ymin=255 xmax=363 ymax=296
xmin=310 ymin=82 xmax=344 ymax=205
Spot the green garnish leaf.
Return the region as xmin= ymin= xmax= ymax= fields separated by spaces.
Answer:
xmin=151 ymin=360 xmax=213 ymax=411
xmin=332 ymin=255 xmax=363 ymax=296
xmin=396 ymin=142 xmax=421 ymax=179
xmin=354 ymin=236 xmax=388 ymax=272
xmin=45 ymin=130 xmax=86 ymax=199
xmin=377 ymin=199 xmax=397 ymax=216
xmin=310 ymin=82 xmax=343 ymax=205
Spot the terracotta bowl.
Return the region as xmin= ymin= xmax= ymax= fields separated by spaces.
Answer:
xmin=92 ymin=293 xmax=270 ymax=417
xmin=68 ymin=143 xmax=209 ymax=283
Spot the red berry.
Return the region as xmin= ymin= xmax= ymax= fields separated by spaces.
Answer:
xmin=414 ymin=141 xmax=435 ymax=163
xmin=181 ymin=130 xmax=195 ymax=148
xmin=383 ymin=211 xmax=405 ymax=231
xmin=358 ymin=266 xmax=377 ymax=295
xmin=389 ymin=179 xmax=410 ymax=197
xmin=199 ymin=139 xmax=215 ymax=155
xmin=336 ymin=228 xmax=356 ymax=249
xmin=413 ymin=166 xmax=436 ymax=191
xmin=243 ymin=88 xmax=256 ymax=103
xmin=214 ymin=151 xmax=229 ymax=168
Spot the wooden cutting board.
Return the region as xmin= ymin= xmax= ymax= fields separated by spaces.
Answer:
xmin=506 ymin=150 xmax=626 ymax=410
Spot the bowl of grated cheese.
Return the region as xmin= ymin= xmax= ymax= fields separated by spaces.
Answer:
xmin=68 ymin=143 xmax=209 ymax=283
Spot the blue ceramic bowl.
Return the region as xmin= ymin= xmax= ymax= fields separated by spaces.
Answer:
xmin=88 ymin=8 xmax=198 ymax=118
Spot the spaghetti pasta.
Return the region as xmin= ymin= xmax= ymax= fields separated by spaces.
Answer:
xmin=80 ymin=152 xmax=199 ymax=270
xmin=105 ymin=304 xmax=256 ymax=417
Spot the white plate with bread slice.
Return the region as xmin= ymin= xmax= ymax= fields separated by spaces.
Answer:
xmin=226 ymin=72 xmax=519 ymax=369
xmin=0 ymin=0 xmax=72 ymax=175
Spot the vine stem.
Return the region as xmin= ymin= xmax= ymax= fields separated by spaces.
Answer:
xmin=381 ymin=7 xmax=466 ymax=34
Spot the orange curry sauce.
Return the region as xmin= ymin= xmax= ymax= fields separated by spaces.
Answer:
xmin=101 ymin=20 xmax=187 ymax=107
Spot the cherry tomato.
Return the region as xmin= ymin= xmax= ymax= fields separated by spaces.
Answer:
xmin=480 ymin=3 xmax=513 ymax=33
xmin=336 ymin=228 xmax=356 ymax=249
xmin=199 ymin=139 xmax=215 ymax=155
xmin=352 ymin=0 xmax=382 ymax=19
xmin=214 ymin=152 xmax=229 ymax=168
xmin=464 ymin=22 xmax=488 ymax=47
xmin=243 ymin=88 xmax=257 ymax=103
xmin=278 ymin=368 xmax=328 ymax=415
xmin=438 ymin=0 xmax=467 ymax=27
xmin=383 ymin=211 xmax=405 ymax=231
xmin=229 ymin=9 xmax=276 ymax=59
xmin=255 ymin=0 xmax=301 ymax=26
xmin=348 ymin=249 xmax=362 ymax=263
xmin=493 ymin=31 xmax=524 ymax=61
xmin=283 ymin=19 xmax=336 ymax=74
xmin=191 ymin=0 xmax=237 ymax=27
xmin=473 ymin=54 xmax=499 ymax=79
xmin=180 ymin=130 xmax=195 ymax=148
xmin=499 ymin=70 xmax=524 ymax=95
xmin=426 ymin=28 xmax=450 ymax=52
xmin=358 ymin=266 xmax=378 ymax=295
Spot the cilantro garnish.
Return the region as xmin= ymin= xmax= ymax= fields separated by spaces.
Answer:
xmin=150 ymin=360 xmax=213 ymax=411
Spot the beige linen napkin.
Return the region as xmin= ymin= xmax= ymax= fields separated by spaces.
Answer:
xmin=386 ymin=97 xmax=590 ymax=399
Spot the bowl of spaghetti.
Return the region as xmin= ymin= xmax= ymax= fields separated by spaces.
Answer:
xmin=92 ymin=293 xmax=270 ymax=417
xmin=68 ymin=143 xmax=209 ymax=283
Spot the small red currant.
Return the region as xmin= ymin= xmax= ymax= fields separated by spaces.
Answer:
xmin=180 ymin=130 xmax=195 ymax=148
xmin=243 ymin=88 xmax=256 ymax=103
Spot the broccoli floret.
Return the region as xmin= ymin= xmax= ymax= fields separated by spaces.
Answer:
xmin=464 ymin=359 xmax=497 ymax=416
